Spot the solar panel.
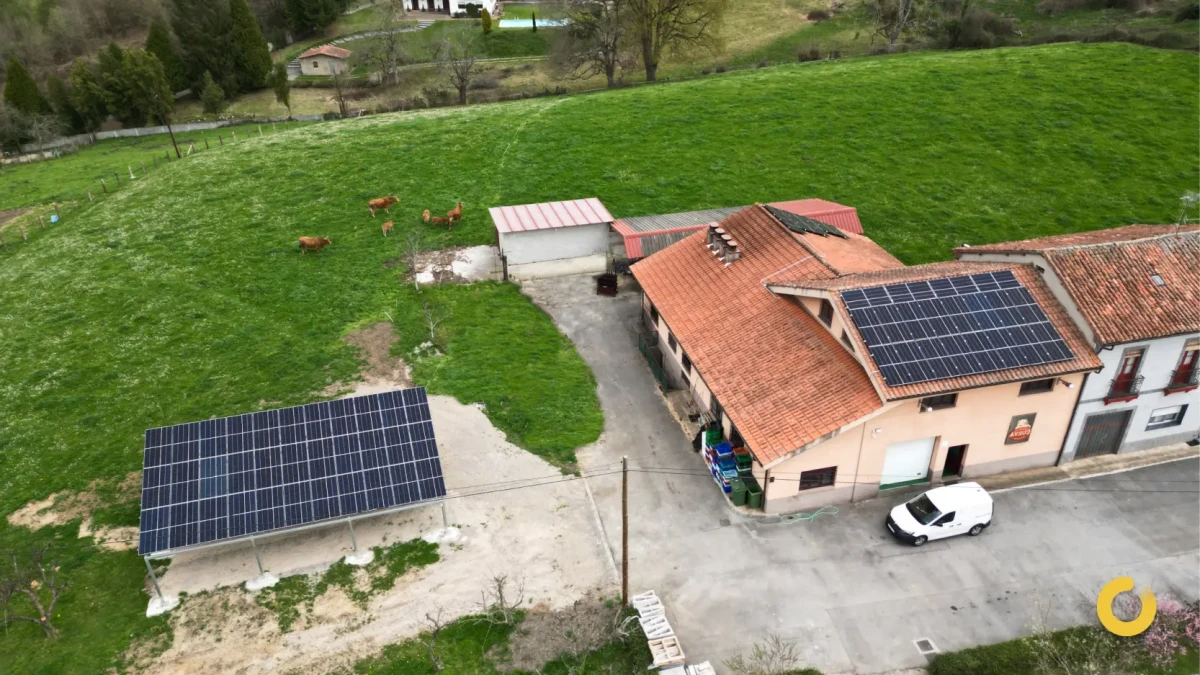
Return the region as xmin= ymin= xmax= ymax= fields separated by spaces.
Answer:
xmin=138 ymin=387 xmax=446 ymax=556
xmin=765 ymin=205 xmax=849 ymax=239
xmin=841 ymin=270 xmax=1075 ymax=387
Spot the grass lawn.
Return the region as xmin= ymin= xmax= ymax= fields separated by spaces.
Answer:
xmin=0 ymin=121 xmax=317 ymax=211
xmin=273 ymin=9 xmax=402 ymax=64
xmin=0 ymin=42 xmax=1195 ymax=673
xmin=501 ymin=2 xmax=567 ymax=20
xmin=340 ymin=20 xmax=556 ymax=62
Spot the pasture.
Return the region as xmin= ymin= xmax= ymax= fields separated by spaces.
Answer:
xmin=0 ymin=42 xmax=1195 ymax=673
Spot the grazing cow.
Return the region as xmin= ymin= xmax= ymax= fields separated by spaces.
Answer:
xmin=368 ymin=195 xmax=399 ymax=217
xmin=430 ymin=215 xmax=449 ymax=227
xmin=298 ymin=236 xmax=331 ymax=252
xmin=381 ymin=220 xmax=394 ymax=237
xmin=446 ymin=202 xmax=463 ymax=224
xmin=422 ymin=209 xmax=431 ymax=223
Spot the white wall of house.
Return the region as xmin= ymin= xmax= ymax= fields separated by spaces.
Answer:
xmin=450 ymin=0 xmax=496 ymax=13
xmin=1060 ymin=333 xmax=1200 ymax=460
xmin=498 ymin=224 xmax=610 ymax=266
xmin=300 ymin=56 xmax=349 ymax=76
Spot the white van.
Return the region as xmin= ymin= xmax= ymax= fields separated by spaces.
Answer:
xmin=886 ymin=482 xmax=993 ymax=546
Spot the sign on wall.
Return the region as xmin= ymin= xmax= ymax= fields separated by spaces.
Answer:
xmin=1006 ymin=413 xmax=1037 ymax=444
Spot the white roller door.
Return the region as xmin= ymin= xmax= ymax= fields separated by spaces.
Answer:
xmin=881 ymin=437 xmax=935 ymax=487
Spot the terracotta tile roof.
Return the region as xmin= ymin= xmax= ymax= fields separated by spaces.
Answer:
xmin=631 ymin=205 xmax=883 ymax=465
xmin=775 ymin=230 xmax=904 ymax=277
xmin=953 ymin=224 xmax=1194 ymax=255
xmin=299 ymin=45 xmax=352 ymax=60
xmin=783 ymin=262 xmax=1103 ymax=400
xmin=1042 ymin=231 xmax=1200 ymax=345
xmin=489 ymin=198 xmax=613 ymax=234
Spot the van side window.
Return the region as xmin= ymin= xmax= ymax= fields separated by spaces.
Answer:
xmin=935 ymin=511 xmax=956 ymax=526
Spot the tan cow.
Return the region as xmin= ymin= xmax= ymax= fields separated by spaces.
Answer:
xmin=368 ymin=195 xmax=399 ymax=217
xmin=298 ymin=236 xmax=331 ymax=252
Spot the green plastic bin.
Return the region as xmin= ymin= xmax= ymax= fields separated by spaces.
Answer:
xmin=744 ymin=476 xmax=763 ymax=509
xmin=705 ymin=425 xmax=723 ymax=446
xmin=729 ymin=477 xmax=747 ymax=507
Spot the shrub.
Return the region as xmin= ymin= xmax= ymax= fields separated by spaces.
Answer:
xmin=829 ymin=49 xmax=842 ymax=59
xmin=481 ymin=8 xmax=493 ymax=33
xmin=714 ymin=65 xmax=727 ymax=73
xmin=469 ymin=74 xmax=500 ymax=89
xmin=200 ymin=71 xmax=226 ymax=115
xmin=797 ymin=44 xmax=822 ymax=61
xmin=1176 ymin=0 xmax=1200 ymax=19
xmin=757 ymin=59 xmax=769 ymax=67
xmin=701 ymin=68 xmax=711 ymax=75
xmin=807 ymin=8 xmax=832 ymax=20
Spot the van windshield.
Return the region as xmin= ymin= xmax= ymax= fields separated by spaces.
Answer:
xmin=905 ymin=495 xmax=941 ymax=525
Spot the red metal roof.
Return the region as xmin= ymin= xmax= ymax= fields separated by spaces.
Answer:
xmin=299 ymin=45 xmax=352 ymax=60
xmin=490 ymin=198 xmax=613 ymax=234
xmin=769 ymin=199 xmax=863 ymax=235
xmin=612 ymin=221 xmax=714 ymax=258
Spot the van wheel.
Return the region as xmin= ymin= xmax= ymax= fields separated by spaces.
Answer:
xmin=912 ymin=535 xmax=928 ymax=547
xmin=968 ymin=524 xmax=984 ymax=536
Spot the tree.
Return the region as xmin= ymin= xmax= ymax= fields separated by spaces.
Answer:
xmin=554 ymin=0 xmax=634 ymax=88
xmin=0 ymin=547 xmax=68 ymax=638
xmin=357 ymin=0 xmax=411 ymax=86
xmin=329 ymin=69 xmax=350 ymax=117
xmin=627 ymin=0 xmax=728 ymax=81
xmin=531 ymin=10 xmax=537 ymax=31
xmin=0 ymin=104 xmax=30 ymax=154
xmin=865 ymin=0 xmax=929 ymax=52
xmin=435 ymin=32 xmax=479 ymax=106
xmin=200 ymin=71 xmax=227 ymax=115
xmin=46 ymin=74 xmax=85 ymax=134
xmin=123 ymin=49 xmax=181 ymax=157
xmin=69 ymin=59 xmax=108 ymax=135
xmin=267 ymin=62 xmax=292 ymax=116
xmin=480 ymin=7 xmax=492 ymax=33
xmin=171 ymin=0 xmax=238 ymax=94
xmin=230 ymin=0 xmax=273 ymax=91
xmin=4 ymin=56 xmax=49 ymax=115
xmin=145 ymin=17 xmax=186 ymax=92
xmin=286 ymin=0 xmax=340 ymax=37
xmin=25 ymin=113 xmax=63 ymax=149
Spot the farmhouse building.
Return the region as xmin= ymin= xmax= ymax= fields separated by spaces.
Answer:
xmin=632 ymin=204 xmax=1102 ymax=513
xmin=491 ymin=198 xmax=614 ymax=279
xmin=956 ymin=225 xmax=1200 ymax=460
xmin=406 ymin=0 xmax=495 ymax=14
xmin=299 ymin=45 xmax=352 ymax=76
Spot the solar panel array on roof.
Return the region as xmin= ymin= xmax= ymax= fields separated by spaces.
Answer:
xmin=841 ymin=270 xmax=1074 ymax=387
xmin=138 ymin=387 xmax=445 ymax=556
xmin=765 ymin=205 xmax=849 ymax=239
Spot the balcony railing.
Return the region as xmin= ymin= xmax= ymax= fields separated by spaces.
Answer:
xmin=1104 ymin=375 xmax=1143 ymax=404
xmin=1165 ymin=369 xmax=1200 ymax=394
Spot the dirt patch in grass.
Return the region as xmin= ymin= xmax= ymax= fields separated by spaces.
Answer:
xmin=0 ymin=206 xmax=32 ymax=231
xmin=7 ymin=471 xmax=140 ymax=551
xmin=339 ymin=321 xmax=411 ymax=389
xmin=500 ymin=593 xmax=627 ymax=672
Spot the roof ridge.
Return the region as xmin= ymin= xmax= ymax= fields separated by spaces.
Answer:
xmin=756 ymin=203 xmax=844 ymax=277
xmin=1042 ymin=228 xmax=1199 ymax=253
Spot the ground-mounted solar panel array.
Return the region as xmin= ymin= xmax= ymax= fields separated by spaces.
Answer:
xmin=138 ymin=387 xmax=445 ymax=556
xmin=840 ymin=270 xmax=1075 ymax=387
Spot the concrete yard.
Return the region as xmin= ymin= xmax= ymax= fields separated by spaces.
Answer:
xmin=523 ymin=274 xmax=1200 ymax=675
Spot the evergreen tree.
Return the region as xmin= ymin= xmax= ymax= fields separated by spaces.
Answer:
xmin=230 ymin=0 xmax=273 ymax=91
xmin=481 ymin=8 xmax=492 ymax=33
xmin=3 ymin=57 xmax=49 ymax=115
xmin=267 ymin=62 xmax=292 ymax=116
xmin=200 ymin=71 xmax=227 ymax=114
xmin=46 ymin=74 xmax=86 ymax=135
xmin=96 ymin=44 xmax=143 ymax=126
xmin=123 ymin=49 xmax=182 ymax=157
xmin=69 ymin=59 xmax=108 ymax=134
xmin=145 ymin=17 xmax=187 ymax=93
xmin=287 ymin=0 xmax=340 ymax=38
xmin=171 ymin=0 xmax=238 ymax=94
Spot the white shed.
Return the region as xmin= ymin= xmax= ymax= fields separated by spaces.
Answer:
xmin=490 ymin=198 xmax=614 ymax=279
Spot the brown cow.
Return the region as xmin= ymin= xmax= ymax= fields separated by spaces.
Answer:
xmin=368 ymin=195 xmax=399 ymax=217
xmin=381 ymin=220 xmax=394 ymax=237
xmin=298 ymin=236 xmax=331 ymax=252
xmin=446 ymin=202 xmax=463 ymax=225
xmin=430 ymin=215 xmax=449 ymax=227
xmin=422 ymin=209 xmax=431 ymax=223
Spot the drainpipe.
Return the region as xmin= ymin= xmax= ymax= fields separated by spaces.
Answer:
xmin=1055 ymin=372 xmax=1090 ymax=466
xmin=849 ymin=422 xmax=869 ymax=503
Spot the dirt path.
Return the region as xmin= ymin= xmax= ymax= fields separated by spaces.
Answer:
xmin=137 ymin=387 xmax=614 ymax=674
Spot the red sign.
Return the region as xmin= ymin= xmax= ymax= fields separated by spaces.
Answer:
xmin=1006 ymin=413 xmax=1037 ymax=445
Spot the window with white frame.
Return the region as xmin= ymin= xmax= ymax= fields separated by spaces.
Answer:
xmin=1146 ymin=405 xmax=1188 ymax=431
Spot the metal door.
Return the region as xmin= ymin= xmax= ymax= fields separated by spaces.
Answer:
xmin=881 ymin=437 xmax=935 ymax=488
xmin=1074 ymin=409 xmax=1132 ymax=459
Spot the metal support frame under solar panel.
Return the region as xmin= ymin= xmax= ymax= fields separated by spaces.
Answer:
xmin=141 ymin=497 xmax=446 ymax=560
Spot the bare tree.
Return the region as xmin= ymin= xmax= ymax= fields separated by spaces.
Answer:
xmin=422 ymin=297 xmax=445 ymax=349
xmin=0 ymin=104 xmax=30 ymax=155
xmin=626 ymin=0 xmax=728 ymax=82
xmin=1 ymin=547 xmax=69 ymax=638
xmin=435 ymin=32 xmax=479 ymax=105
xmin=330 ymin=70 xmax=350 ymax=117
xmin=865 ymin=0 xmax=930 ymax=52
xmin=479 ymin=573 xmax=525 ymax=625
xmin=404 ymin=229 xmax=423 ymax=290
xmin=724 ymin=633 xmax=804 ymax=675
xmin=422 ymin=608 xmax=446 ymax=672
xmin=554 ymin=0 xmax=635 ymax=88
xmin=24 ymin=114 xmax=64 ymax=151
xmin=358 ymin=0 xmax=412 ymax=85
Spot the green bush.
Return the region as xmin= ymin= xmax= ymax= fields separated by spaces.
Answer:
xmin=199 ymin=71 xmax=227 ymax=115
xmin=1176 ymin=0 xmax=1200 ymax=19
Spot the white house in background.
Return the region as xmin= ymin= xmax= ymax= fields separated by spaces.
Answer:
xmin=957 ymin=224 xmax=1200 ymax=460
xmin=406 ymin=0 xmax=495 ymax=14
xmin=299 ymin=45 xmax=352 ymax=76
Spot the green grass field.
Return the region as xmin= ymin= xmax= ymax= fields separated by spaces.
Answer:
xmin=0 ymin=42 xmax=1196 ymax=673
xmin=339 ymin=20 xmax=556 ymax=62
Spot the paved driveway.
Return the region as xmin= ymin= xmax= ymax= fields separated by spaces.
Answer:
xmin=522 ymin=275 xmax=1200 ymax=674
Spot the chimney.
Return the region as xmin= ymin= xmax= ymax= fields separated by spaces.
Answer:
xmin=706 ymin=223 xmax=721 ymax=249
xmin=723 ymin=240 xmax=742 ymax=265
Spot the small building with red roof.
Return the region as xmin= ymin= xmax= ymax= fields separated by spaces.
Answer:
xmin=490 ymin=198 xmax=615 ymax=279
xmin=299 ymin=45 xmax=352 ymax=77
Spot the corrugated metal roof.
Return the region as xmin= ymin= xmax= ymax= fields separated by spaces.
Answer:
xmin=490 ymin=198 xmax=613 ymax=234
xmin=619 ymin=206 xmax=744 ymax=233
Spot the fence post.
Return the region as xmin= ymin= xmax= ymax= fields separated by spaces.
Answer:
xmin=219 ymin=134 xmax=223 ymax=145
xmin=232 ymin=130 xmax=237 ymax=143
xmin=100 ymin=179 xmax=107 ymax=193
xmin=37 ymin=215 xmax=44 ymax=230
xmin=258 ymin=125 xmax=263 ymax=136
xmin=165 ymin=149 xmax=170 ymax=161
xmin=141 ymin=160 xmax=146 ymax=173
xmin=115 ymin=171 xmax=120 ymax=185
xmin=53 ymin=203 xmax=60 ymax=218
xmin=88 ymin=190 xmax=94 ymax=202
xmin=20 ymin=224 xmax=27 ymax=241
xmin=272 ymin=122 xmax=277 ymax=133
xmin=205 ymin=138 xmax=210 ymax=150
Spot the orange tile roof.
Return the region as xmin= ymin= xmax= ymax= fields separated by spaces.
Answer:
xmin=776 ymin=230 xmax=904 ymax=277
xmin=631 ymin=205 xmax=884 ymax=465
xmin=953 ymin=224 xmax=1193 ymax=255
xmin=1042 ymin=231 xmax=1200 ymax=345
xmin=770 ymin=261 xmax=1103 ymax=399
xmin=299 ymin=45 xmax=352 ymax=60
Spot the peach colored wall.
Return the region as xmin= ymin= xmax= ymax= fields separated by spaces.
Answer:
xmin=796 ymin=296 xmax=863 ymax=364
xmin=762 ymin=373 xmax=1085 ymax=513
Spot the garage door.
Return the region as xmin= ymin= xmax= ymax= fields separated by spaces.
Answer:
xmin=1074 ymin=409 xmax=1132 ymax=459
xmin=881 ymin=437 xmax=936 ymax=488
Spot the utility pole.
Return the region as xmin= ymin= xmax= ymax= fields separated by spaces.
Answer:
xmin=621 ymin=455 xmax=629 ymax=605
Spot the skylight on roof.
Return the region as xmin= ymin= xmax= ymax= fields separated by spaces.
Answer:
xmin=1151 ymin=274 xmax=1165 ymax=286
